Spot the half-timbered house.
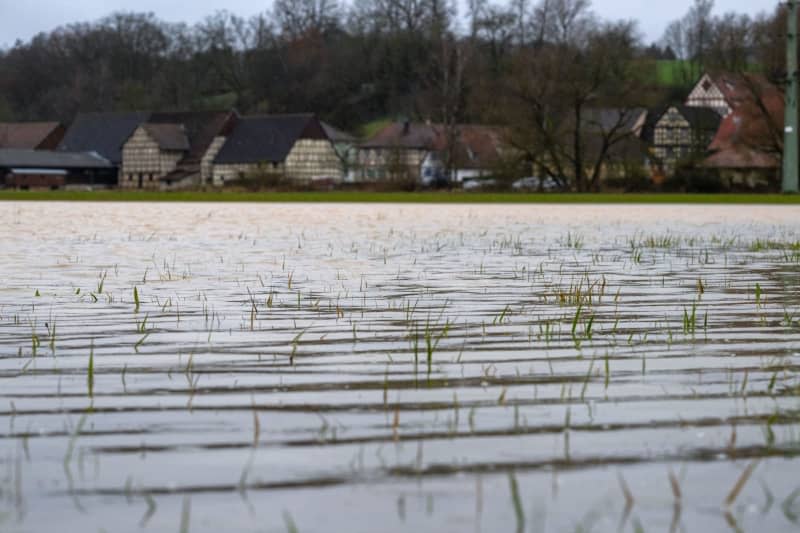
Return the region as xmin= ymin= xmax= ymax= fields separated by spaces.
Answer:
xmin=685 ymin=72 xmax=779 ymax=117
xmin=211 ymin=114 xmax=341 ymax=186
xmin=58 ymin=112 xmax=149 ymax=185
xmin=641 ymin=105 xmax=721 ymax=172
xmin=120 ymin=111 xmax=238 ymax=190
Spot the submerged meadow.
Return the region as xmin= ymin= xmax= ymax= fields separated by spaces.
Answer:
xmin=1 ymin=202 xmax=800 ymax=532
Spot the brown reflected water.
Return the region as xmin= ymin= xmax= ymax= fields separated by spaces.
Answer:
xmin=1 ymin=202 xmax=800 ymax=532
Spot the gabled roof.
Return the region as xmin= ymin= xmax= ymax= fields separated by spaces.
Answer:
xmin=142 ymin=123 xmax=190 ymax=152
xmin=147 ymin=111 xmax=237 ymax=164
xmin=322 ymin=122 xmax=357 ymax=143
xmin=0 ymin=122 xmax=64 ymax=150
xmin=0 ymin=148 xmax=111 ymax=169
xmin=58 ymin=112 xmax=149 ymax=165
xmin=710 ymin=73 xmax=778 ymax=109
xmin=640 ymin=104 xmax=721 ymax=142
xmin=708 ymin=86 xmax=783 ymax=152
xmin=442 ymin=125 xmax=507 ymax=169
xmin=214 ymin=114 xmax=328 ymax=164
xmin=688 ymin=72 xmax=782 ymax=115
xmin=704 ymin=87 xmax=783 ymax=170
xmin=362 ymin=122 xmax=508 ymax=170
xmin=58 ymin=110 xmax=237 ymax=167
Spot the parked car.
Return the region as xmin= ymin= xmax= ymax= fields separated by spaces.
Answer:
xmin=420 ymin=174 xmax=451 ymax=188
xmin=512 ymin=176 xmax=560 ymax=191
xmin=463 ymin=178 xmax=498 ymax=191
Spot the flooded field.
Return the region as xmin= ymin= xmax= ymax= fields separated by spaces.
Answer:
xmin=1 ymin=201 xmax=800 ymax=533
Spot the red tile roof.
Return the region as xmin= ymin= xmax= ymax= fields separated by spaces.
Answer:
xmin=705 ymin=76 xmax=783 ymax=170
xmin=711 ymin=73 xmax=781 ymax=111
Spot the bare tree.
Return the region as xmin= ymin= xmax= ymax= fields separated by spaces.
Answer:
xmin=506 ymin=16 xmax=647 ymax=191
xmin=466 ymin=0 xmax=488 ymax=37
xmin=707 ymin=13 xmax=752 ymax=72
xmin=684 ymin=0 xmax=715 ymax=69
xmin=432 ymin=35 xmax=471 ymax=182
xmin=273 ymin=0 xmax=341 ymax=39
xmin=550 ymin=0 xmax=593 ymax=45
xmin=510 ymin=0 xmax=529 ymax=46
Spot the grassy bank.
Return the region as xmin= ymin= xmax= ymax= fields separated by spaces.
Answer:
xmin=0 ymin=190 xmax=799 ymax=204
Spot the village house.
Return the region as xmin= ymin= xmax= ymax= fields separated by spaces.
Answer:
xmin=0 ymin=122 xmax=65 ymax=150
xmin=120 ymin=111 xmax=238 ymax=190
xmin=58 ymin=112 xmax=150 ymax=184
xmin=685 ymin=72 xmax=781 ymax=117
xmin=703 ymin=88 xmax=783 ymax=189
xmin=640 ymin=105 xmax=721 ymax=176
xmin=681 ymin=71 xmax=784 ymax=189
xmin=211 ymin=114 xmax=341 ymax=186
xmin=358 ymin=122 xmax=507 ymax=184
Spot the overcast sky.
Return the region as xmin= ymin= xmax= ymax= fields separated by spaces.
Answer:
xmin=0 ymin=0 xmax=776 ymax=49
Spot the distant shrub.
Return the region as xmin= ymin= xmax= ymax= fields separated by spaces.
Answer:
xmin=663 ymin=160 xmax=726 ymax=193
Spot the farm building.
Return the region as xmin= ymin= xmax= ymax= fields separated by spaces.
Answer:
xmin=640 ymin=105 xmax=721 ymax=173
xmin=0 ymin=122 xmax=65 ymax=150
xmin=211 ymin=114 xmax=341 ymax=186
xmin=0 ymin=148 xmax=114 ymax=189
xmin=703 ymin=87 xmax=783 ymax=189
xmin=119 ymin=111 xmax=237 ymax=190
xmin=58 ymin=112 xmax=149 ymax=184
xmin=358 ymin=122 xmax=507 ymax=184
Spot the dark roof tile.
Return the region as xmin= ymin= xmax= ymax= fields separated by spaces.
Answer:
xmin=58 ymin=112 xmax=149 ymax=165
xmin=0 ymin=148 xmax=111 ymax=169
xmin=214 ymin=114 xmax=327 ymax=164
xmin=143 ymin=123 xmax=190 ymax=151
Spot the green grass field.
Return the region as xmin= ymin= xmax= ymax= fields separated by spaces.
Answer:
xmin=359 ymin=118 xmax=392 ymax=139
xmin=1 ymin=190 xmax=799 ymax=204
xmin=654 ymin=60 xmax=700 ymax=88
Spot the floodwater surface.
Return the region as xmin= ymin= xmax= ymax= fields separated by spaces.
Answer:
xmin=1 ymin=202 xmax=799 ymax=532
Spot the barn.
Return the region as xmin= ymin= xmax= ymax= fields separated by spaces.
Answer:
xmin=0 ymin=149 xmax=114 ymax=189
xmin=211 ymin=114 xmax=341 ymax=187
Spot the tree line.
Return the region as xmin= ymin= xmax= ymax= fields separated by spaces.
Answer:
xmin=0 ymin=0 xmax=790 ymax=190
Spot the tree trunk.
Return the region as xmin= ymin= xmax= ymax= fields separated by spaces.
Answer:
xmin=573 ymin=101 xmax=584 ymax=192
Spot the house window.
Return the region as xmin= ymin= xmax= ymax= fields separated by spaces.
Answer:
xmin=149 ymin=174 xmax=154 ymax=181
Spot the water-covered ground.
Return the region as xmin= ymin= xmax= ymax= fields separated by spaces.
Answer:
xmin=1 ymin=202 xmax=799 ymax=533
